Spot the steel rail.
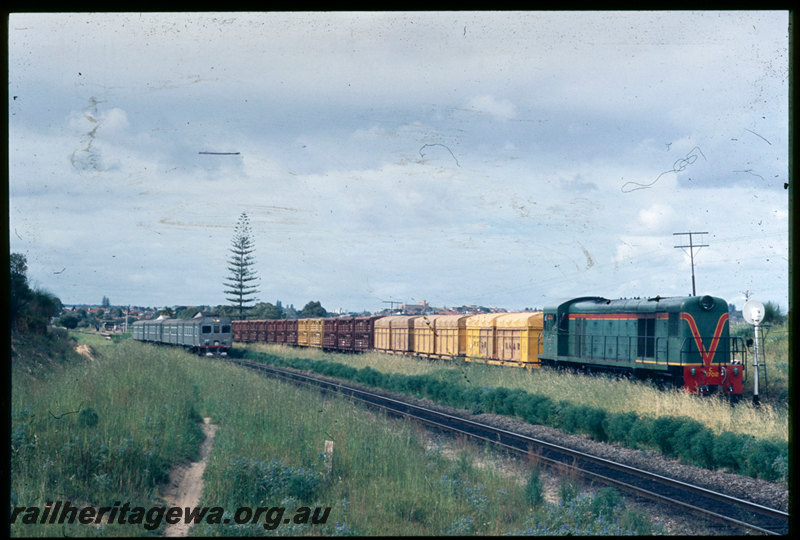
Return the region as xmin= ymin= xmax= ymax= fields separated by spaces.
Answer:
xmin=226 ymin=356 xmax=789 ymax=535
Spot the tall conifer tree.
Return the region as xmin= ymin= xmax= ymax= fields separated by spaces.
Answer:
xmin=224 ymin=212 xmax=259 ymax=318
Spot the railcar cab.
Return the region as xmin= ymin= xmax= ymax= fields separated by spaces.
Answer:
xmin=198 ymin=316 xmax=232 ymax=356
xmin=539 ymin=295 xmax=746 ymax=396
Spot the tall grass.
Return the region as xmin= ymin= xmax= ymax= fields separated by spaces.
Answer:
xmin=11 ymin=335 xmax=203 ymax=536
xmin=189 ymin=359 xmax=512 ymax=535
xmin=12 ymin=334 xmax=664 ymax=536
xmin=247 ymin=342 xmax=788 ymax=445
xmin=733 ymin=322 xmax=790 ymax=403
xmin=189 ymin=356 xmax=663 ymax=535
xmin=249 ymin=343 xmax=439 ymax=377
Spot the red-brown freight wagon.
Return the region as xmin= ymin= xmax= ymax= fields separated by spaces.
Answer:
xmin=255 ymin=320 xmax=268 ymax=342
xmin=232 ymin=320 xmax=245 ymax=342
xmin=276 ymin=319 xmax=293 ymax=344
xmin=265 ymin=319 xmax=278 ymax=343
xmin=323 ymin=318 xmax=339 ymax=349
xmin=354 ymin=316 xmax=379 ymax=351
xmin=335 ymin=317 xmax=356 ymax=351
xmin=286 ymin=319 xmax=298 ymax=345
xmin=247 ymin=320 xmax=260 ymax=343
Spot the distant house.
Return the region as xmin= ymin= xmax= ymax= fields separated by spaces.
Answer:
xmin=401 ymin=301 xmax=428 ymax=315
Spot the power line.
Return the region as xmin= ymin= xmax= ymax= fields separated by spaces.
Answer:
xmin=673 ymin=231 xmax=709 ymax=296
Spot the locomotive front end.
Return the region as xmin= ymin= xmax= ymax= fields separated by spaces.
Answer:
xmin=676 ymin=296 xmax=745 ymax=396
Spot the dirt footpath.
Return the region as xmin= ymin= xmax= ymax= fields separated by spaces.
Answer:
xmin=161 ymin=417 xmax=218 ymax=537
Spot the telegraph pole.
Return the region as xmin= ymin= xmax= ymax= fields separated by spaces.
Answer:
xmin=673 ymin=232 xmax=709 ymax=296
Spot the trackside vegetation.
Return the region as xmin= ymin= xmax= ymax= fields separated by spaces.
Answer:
xmin=238 ymin=345 xmax=789 ymax=482
xmin=12 ymin=333 xmax=666 ymax=536
xmin=11 ymin=338 xmax=204 ymax=536
xmin=244 ymin=324 xmax=789 ymax=443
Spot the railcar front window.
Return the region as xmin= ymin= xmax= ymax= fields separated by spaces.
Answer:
xmin=202 ymin=325 xmax=211 ymax=334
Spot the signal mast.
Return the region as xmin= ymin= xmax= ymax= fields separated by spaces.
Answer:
xmin=742 ymin=299 xmax=765 ymax=406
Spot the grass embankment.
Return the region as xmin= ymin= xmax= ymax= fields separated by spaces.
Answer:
xmin=243 ymin=334 xmax=789 ymax=482
xmin=11 ymin=334 xmax=204 ymax=536
xmin=191 ymin=359 xmax=662 ymax=535
xmin=11 ymin=332 xmax=664 ymax=536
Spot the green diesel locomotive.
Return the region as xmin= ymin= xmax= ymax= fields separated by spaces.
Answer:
xmin=540 ymin=295 xmax=746 ymax=395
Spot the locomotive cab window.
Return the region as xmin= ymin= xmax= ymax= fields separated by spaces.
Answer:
xmin=202 ymin=325 xmax=212 ymax=334
xmin=668 ymin=312 xmax=680 ymax=336
xmin=545 ymin=314 xmax=555 ymax=331
xmin=637 ymin=317 xmax=655 ymax=358
xmin=222 ymin=325 xmax=231 ymax=333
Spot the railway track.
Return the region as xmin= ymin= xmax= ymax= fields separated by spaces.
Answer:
xmin=225 ymin=356 xmax=789 ymax=535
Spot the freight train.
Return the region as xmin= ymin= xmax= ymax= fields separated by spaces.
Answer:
xmin=227 ymin=295 xmax=748 ymax=396
xmin=132 ymin=315 xmax=232 ymax=355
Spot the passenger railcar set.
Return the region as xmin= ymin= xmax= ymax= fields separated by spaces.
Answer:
xmin=227 ymin=295 xmax=748 ymax=396
xmin=132 ymin=315 xmax=233 ymax=356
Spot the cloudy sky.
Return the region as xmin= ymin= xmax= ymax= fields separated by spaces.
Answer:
xmin=8 ymin=11 xmax=789 ymax=314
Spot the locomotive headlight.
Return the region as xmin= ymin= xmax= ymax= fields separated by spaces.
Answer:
xmin=699 ymin=295 xmax=715 ymax=311
xmin=690 ymin=368 xmax=697 ymax=376
xmin=733 ymin=367 xmax=739 ymax=376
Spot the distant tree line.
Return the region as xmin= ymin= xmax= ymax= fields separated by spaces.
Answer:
xmin=55 ymin=307 xmax=133 ymax=331
xmin=217 ymin=300 xmax=329 ymax=320
xmin=761 ymin=301 xmax=787 ymax=325
xmin=126 ymin=300 xmax=330 ymax=322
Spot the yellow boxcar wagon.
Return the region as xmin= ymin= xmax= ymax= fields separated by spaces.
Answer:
xmin=373 ymin=316 xmax=393 ymax=351
xmin=308 ymin=318 xmax=324 ymax=348
xmin=434 ymin=314 xmax=470 ymax=358
xmin=297 ymin=318 xmax=312 ymax=347
xmin=413 ymin=315 xmax=439 ymax=356
xmin=465 ymin=313 xmax=505 ymax=363
xmin=495 ymin=312 xmax=544 ymax=366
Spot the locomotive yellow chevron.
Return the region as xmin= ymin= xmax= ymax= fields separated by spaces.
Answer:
xmin=680 ymin=312 xmax=729 ymax=367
